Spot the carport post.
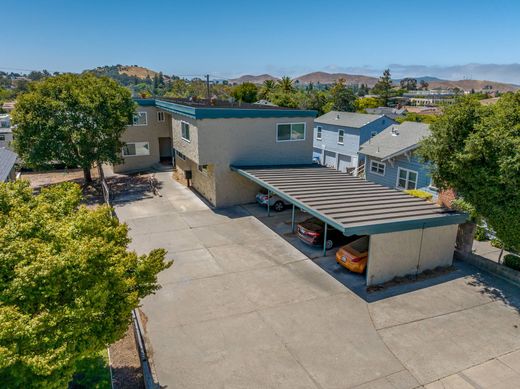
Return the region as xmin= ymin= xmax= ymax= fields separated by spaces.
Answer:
xmin=291 ymin=204 xmax=295 ymax=232
xmin=267 ymin=189 xmax=270 ymax=217
xmin=323 ymin=222 xmax=328 ymax=256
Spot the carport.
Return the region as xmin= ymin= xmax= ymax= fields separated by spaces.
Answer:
xmin=231 ymin=165 xmax=467 ymax=285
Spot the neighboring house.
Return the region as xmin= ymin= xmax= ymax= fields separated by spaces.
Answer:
xmin=359 ymin=121 xmax=434 ymax=192
xmin=1 ymin=101 xmax=15 ymax=112
xmin=114 ymin=98 xmax=317 ymax=207
xmin=365 ymin=107 xmax=407 ymax=120
xmin=0 ymin=114 xmax=14 ymax=149
xmin=0 ymin=148 xmax=17 ymax=182
xmin=112 ymin=99 xmax=173 ymax=174
xmin=313 ymin=111 xmax=396 ymax=173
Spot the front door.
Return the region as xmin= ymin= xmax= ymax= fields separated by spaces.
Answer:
xmin=159 ymin=137 xmax=173 ymax=163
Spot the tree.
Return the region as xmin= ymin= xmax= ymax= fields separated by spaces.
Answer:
xmin=327 ymin=78 xmax=356 ymax=112
xmin=400 ymin=78 xmax=417 ymax=91
xmin=0 ymin=181 xmax=171 ymax=387
xmin=419 ymin=93 xmax=520 ymax=249
xmin=419 ymin=80 xmax=429 ymax=90
xmin=12 ymin=73 xmax=135 ymax=182
xmin=355 ymin=96 xmax=382 ymax=112
xmin=278 ymin=76 xmax=295 ymax=93
xmin=371 ymin=69 xmax=393 ymax=106
xmin=258 ymin=79 xmax=276 ymax=99
xmin=231 ymin=82 xmax=258 ymax=103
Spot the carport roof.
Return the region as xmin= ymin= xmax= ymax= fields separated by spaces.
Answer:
xmin=231 ymin=165 xmax=467 ymax=235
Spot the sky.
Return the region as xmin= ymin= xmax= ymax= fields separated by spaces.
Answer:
xmin=3 ymin=0 xmax=520 ymax=83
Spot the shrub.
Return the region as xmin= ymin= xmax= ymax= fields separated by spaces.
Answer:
xmin=503 ymin=254 xmax=520 ymax=271
xmin=451 ymin=198 xmax=479 ymax=223
xmin=404 ymin=189 xmax=433 ymax=201
xmin=491 ymin=238 xmax=503 ymax=249
xmin=474 ymin=226 xmax=487 ymax=241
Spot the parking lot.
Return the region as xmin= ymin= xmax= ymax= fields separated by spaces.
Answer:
xmin=115 ymin=172 xmax=520 ymax=388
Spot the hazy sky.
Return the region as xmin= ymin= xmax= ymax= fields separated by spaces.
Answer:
xmin=3 ymin=0 xmax=520 ymax=83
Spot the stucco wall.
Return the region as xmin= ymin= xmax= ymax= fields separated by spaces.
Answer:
xmin=171 ymin=114 xmax=200 ymax=164
xmin=366 ymin=224 xmax=457 ymax=285
xmin=174 ymin=157 xmax=217 ymax=206
xmin=113 ymin=106 xmax=172 ymax=173
xmin=364 ymin=153 xmax=432 ymax=190
xmin=0 ymin=132 xmax=13 ymax=149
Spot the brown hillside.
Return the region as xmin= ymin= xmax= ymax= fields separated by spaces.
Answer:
xmin=295 ymin=71 xmax=378 ymax=86
xmin=229 ymin=74 xmax=279 ymax=84
xmin=118 ymin=65 xmax=167 ymax=80
xmin=428 ymin=79 xmax=518 ymax=92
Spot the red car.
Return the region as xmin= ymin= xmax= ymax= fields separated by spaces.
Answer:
xmin=297 ymin=217 xmax=353 ymax=249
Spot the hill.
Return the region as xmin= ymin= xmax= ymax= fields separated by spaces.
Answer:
xmin=427 ymin=79 xmax=519 ymax=92
xmin=229 ymin=74 xmax=279 ymax=84
xmin=118 ymin=65 xmax=167 ymax=80
xmin=294 ymin=71 xmax=378 ymax=86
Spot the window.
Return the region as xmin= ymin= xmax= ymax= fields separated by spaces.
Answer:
xmin=132 ymin=112 xmax=147 ymax=126
xmin=276 ymin=123 xmax=306 ymax=142
xmin=157 ymin=111 xmax=165 ymax=122
xmin=0 ymin=135 xmax=5 ymax=141
xmin=181 ymin=121 xmax=190 ymax=142
xmin=370 ymin=160 xmax=385 ymax=176
xmin=396 ymin=167 xmax=418 ymax=190
xmin=122 ymin=142 xmax=150 ymax=157
xmin=175 ymin=150 xmax=186 ymax=160
xmin=316 ymin=126 xmax=322 ymax=140
xmin=338 ymin=129 xmax=344 ymax=144
xmin=198 ymin=164 xmax=208 ymax=174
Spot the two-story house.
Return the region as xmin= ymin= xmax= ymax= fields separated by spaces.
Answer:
xmin=313 ymin=111 xmax=395 ymax=173
xmin=114 ymin=98 xmax=317 ymax=207
xmin=0 ymin=114 xmax=14 ymax=149
xmin=359 ymin=121 xmax=433 ymax=191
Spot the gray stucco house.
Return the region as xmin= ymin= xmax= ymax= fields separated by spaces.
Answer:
xmin=114 ymin=98 xmax=317 ymax=207
xmin=359 ymin=121 xmax=434 ymax=192
xmin=313 ymin=111 xmax=396 ymax=173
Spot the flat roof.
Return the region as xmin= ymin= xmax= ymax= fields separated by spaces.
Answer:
xmin=232 ymin=165 xmax=466 ymax=235
xmin=134 ymin=98 xmax=317 ymax=120
xmin=314 ymin=111 xmax=387 ymax=128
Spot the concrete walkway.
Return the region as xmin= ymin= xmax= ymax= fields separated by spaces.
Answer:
xmin=115 ymin=172 xmax=520 ymax=389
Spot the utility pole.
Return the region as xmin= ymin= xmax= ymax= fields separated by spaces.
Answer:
xmin=206 ymin=74 xmax=210 ymax=101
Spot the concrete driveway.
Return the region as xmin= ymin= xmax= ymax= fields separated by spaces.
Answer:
xmin=115 ymin=172 xmax=520 ymax=389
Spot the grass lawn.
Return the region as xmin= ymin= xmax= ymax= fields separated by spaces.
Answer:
xmin=68 ymin=348 xmax=112 ymax=389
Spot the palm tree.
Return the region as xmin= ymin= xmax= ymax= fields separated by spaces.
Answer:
xmin=278 ymin=76 xmax=294 ymax=93
xmin=259 ymin=79 xmax=276 ymax=99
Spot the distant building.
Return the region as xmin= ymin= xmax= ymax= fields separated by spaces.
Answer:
xmin=359 ymin=121 xmax=435 ymax=193
xmin=0 ymin=114 xmax=14 ymax=149
xmin=403 ymin=90 xmax=457 ymax=106
xmin=313 ymin=111 xmax=396 ymax=173
xmin=365 ymin=107 xmax=407 ymax=120
xmin=0 ymin=148 xmax=17 ymax=182
xmin=1 ymin=101 xmax=15 ymax=112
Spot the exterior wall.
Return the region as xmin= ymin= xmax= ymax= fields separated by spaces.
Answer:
xmin=113 ymin=106 xmax=172 ymax=173
xmin=366 ymin=224 xmax=457 ymax=285
xmin=171 ymin=115 xmax=314 ymax=207
xmin=313 ymin=116 xmax=394 ymax=169
xmin=175 ymin=156 xmax=217 ymax=205
xmin=0 ymin=131 xmax=13 ymax=149
xmin=363 ymin=153 xmax=432 ymax=190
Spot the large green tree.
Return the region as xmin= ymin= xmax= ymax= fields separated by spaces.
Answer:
xmin=12 ymin=73 xmax=136 ymax=182
xmin=0 ymin=181 xmax=171 ymax=388
xmin=420 ymin=93 xmax=520 ymax=249
xmin=325 ymin=78 xmax=356 ymax=112
xmin=371 ymin=69 xmax=393 ymax=106
xmin=231 ymin=82 xmax=258 ymax=103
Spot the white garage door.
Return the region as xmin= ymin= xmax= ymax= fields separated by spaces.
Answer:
xmin=324 ymin=151 xmax=337 ymax=168
xmin=337 ymin=154 xmax=353 ymax=172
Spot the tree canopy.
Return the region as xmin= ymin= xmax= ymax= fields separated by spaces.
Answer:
xmin=0 ymin=181 xmax=171 ymax=387
xmin=12 ymin=73 xmax=136 ymax=181
xmin=371 ymin=69 xmax=394 ymax=106
xmin=231 ymin=82 xmax=258 ymax=103
xmin=420 ymin=93 xmax=520 ymax=249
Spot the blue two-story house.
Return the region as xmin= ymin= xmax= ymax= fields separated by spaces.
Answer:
xmin=358 ymin=121 xmax=434 ymax=192
xmin=313 ymin=111 xmax=395 ymax=173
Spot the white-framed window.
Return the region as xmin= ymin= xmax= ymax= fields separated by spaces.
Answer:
xmin=338 ymin=129 xmax=344 ymax=144
xmin=157 ymin=111 xmax=165 ymax=122
xmin=198 ymin=164 xmax=208 ymax=175
xmin=316 ymin=126 xmax=322 ymax=140
xmin=396 ymin=167 xmax=418 ymax=190
xmin=122 ymin=142 xmax=150 ymax=157
xmin=276 ymin=123 xmax=306 ymax=142
xmin=175 ymin=150 xmax=186 ymax=160
xmin=132 ymin=112 xmax=147 ymax=126
xmin=370 ymin=160 xmax=386 ymax=176
xmin=181 ymin=121 xmax=190 ymax=142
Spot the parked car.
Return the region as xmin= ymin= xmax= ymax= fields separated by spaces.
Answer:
xmin=336 ymin=236 xmax=369 ymax=273
xmin=296 ymin=217 xmax=355 ymax=249
xmin=255 ymin=190 xmax=291 ymax=212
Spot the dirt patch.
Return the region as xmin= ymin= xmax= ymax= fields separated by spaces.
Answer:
xmin=172 ymin=169 xmax=188 ymax=187
xmin=21 ymin=168 xmax=99 ymax=188
xmin=367 ymin=266 xmax=456 ymax=293
xmin=109 ymin=325 xmax=145 ymax=389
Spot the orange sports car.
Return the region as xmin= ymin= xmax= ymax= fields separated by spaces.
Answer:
xmin=336 ymin=236 xmax=369 ymax=273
